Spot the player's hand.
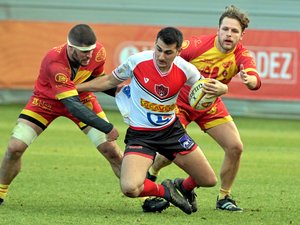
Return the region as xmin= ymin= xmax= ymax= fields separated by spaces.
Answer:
xmin=106 ymin=127 xmax=119 ymax=142
xmin=115 ymin=84 xmax=126 ymax=95
xmin=115 ymin=80 xmax=131 ymax=95
xmin=239 ymin=64 xmax=248 ymax=83
xmin=238 ymin=64 xmax=257 ymax=89
xmin=203 ymin=78 xmax=228 ymax=97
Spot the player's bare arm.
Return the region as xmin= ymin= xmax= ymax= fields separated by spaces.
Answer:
xmin=238 ymin=64 xmax=259 ymax=90
xmin=76 ymin=74 xmax=122 ymax=92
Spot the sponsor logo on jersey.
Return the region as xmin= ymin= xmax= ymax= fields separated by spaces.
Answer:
xmin=122 ymin=85 xmax=131 ymax=98
xmin=178 ymin=134 xmax=194 ymax=149
xmin=155 ymin=84 xmax=169 ymax=98
xmin=141 ymin=99 xmax=175 ymax=112
xmin=32 ymin=97 xmax=52 ymax=111
xmin=144 ymin=77 xmax=149 ymax=83
xmin=95 ymin=47 xmax=106 ymax=62
xmin=128 ymin=146 xmax=143 ymax=149
xmin=147 ymin=113 xmax=173 ymax=126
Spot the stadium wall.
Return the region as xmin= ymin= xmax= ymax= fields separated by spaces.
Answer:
xmin=0 ymin=0 xmax=300 ymax=119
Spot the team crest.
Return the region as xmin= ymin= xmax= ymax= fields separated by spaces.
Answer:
xmin=181 ymin=40 xmax=190 ymax=49
xmin=55 ymin=73 xmax=68 ymax=84
xmin=155 ymin=84 xmax=169 ymax=98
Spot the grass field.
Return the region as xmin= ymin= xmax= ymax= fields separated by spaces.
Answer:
xmin=0 ymin=104 xmax=299 ymax=225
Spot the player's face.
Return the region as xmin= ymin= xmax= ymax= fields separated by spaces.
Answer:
xmin=217 ymin=17 xmax=244 ymax=53
xmin=69 ymin=47 xmax=94 ymax=66
xmin=154 ymin=38 xmax=181 ymax=72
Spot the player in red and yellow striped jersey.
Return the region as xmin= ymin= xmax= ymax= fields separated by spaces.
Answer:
xmin=0 ymin=24 xmax=123 ymax=205
xmin=146 ymin=5 xmax=261 ymax=212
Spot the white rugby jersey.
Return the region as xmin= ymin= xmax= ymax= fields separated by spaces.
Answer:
xmin=113 ymin=50 xmax=201 ymax=131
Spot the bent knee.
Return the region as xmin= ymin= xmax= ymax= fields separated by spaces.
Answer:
xmin=121 ymin=185 xmax=140 ymax=198
xmin=120 ymin=180 xmax=142 ymax=197
xmin=208 ymin=176 xmax=218 ymax=187
xmin=196 ymin=173 xmax=218 ymax=188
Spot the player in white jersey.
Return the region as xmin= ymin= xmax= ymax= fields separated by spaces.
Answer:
xmin=77 ymin=27 xmax=217 ymax=214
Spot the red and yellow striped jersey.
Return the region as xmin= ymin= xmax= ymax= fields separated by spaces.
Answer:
xmin=179 ymin=34 xmax=261 ymax=102
xmin=33 ymin=43 xmax=106 ymax=100
xmin=180 ymin=34 xmax=259 ymax=84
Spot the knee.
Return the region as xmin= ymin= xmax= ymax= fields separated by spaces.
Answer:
xmin=208 ymin=176 xmax=218 ymax=187
xmin=120 ymin=182 xmax=140 ymax=197
xmin=196 ymin=171 xmax=218 ymax=188
xmin=6 ymin=140 xmax=27 ymax=160
xmin=202 ymin=173 xmax=218 ymax=187
xmin=197 ymin=177 xmax=217 ymax=188
xmin=226 ymin=141 xmax=243 ymax=159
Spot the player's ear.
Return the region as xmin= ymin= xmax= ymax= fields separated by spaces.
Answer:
xmin=240 ymin=31 xmax=245 ymax=41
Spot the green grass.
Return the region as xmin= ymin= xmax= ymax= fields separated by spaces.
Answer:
xmin=0 ymin=104 xmax=299 ymax=225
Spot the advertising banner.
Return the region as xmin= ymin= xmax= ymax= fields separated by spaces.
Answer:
xmin=0 ymin=21 xmax=299 ymax=101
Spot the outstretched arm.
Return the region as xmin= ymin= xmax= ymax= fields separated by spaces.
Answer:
xmin=239 ymin=64 xmax=261 ymax=90
xmin=77 ymin=74 xmax=122 ymax=92
xmin=61 ymin=96 xmax=119 ymax=141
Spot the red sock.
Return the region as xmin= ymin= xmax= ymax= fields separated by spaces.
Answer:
xmin=138 ymin=179 xmax=165 ymax=197
xmin=182 ymin=176 xmax=198 ymax=191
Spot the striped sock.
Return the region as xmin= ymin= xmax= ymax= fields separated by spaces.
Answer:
xmin=218 ymin=188 xmax=231 ymax=200
xmin=0 ymin=184 xmax=9 ymax=200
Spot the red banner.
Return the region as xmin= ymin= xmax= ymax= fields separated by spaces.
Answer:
xmin=0 ymin=21 xmax=299 ymax=101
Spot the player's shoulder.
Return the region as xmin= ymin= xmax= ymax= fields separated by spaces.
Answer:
xmin=181 ymin=34 xmax=215 ymax=60
xmin=174 ymin=55 xmax=192 ymax=65
xmin=42 ymin=44 xmax=68 ymax=66
xmin=174 ymin=55 xmax=199 ymax=73
xmin=93 ymin=42 xmax=106 ymax=63
xmin=49 ymin=43 xmax=66 ymax=55
xmin=234 ymin=42 xmax=253 ymax=58
xmin=183 ymin=34 xmax=215 ymax=47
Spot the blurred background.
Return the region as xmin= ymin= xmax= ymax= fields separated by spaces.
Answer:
xmin=1 ymin=0 xmax=299 ymax=119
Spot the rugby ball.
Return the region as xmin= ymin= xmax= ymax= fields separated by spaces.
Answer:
xmin=189 ymin=79 xmax=217 ymax=110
